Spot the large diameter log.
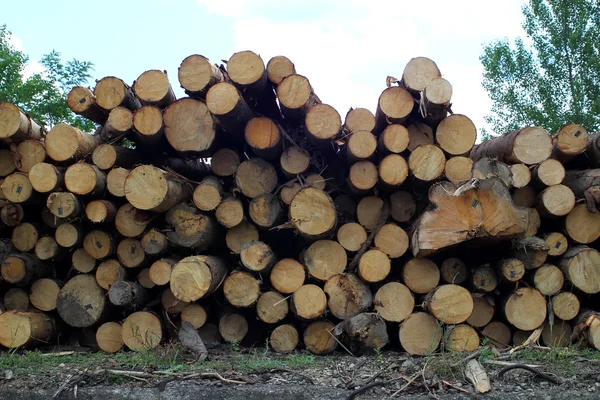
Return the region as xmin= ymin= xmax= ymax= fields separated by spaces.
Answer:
xmin=219 ymin=313 xmax=248 ymax=344
xmin=552 ymin=292 xmax=580 ymax=321
xmin=304 ymin=320 xmax=337 ymax=355
xmin=403 ymin=258 xmax=440 ymax=294
xmin=106 ymin=167 xmax=128 ymax=197
xmin=445 ymin=156 xmax=473 ymax=184
xmin=466 ymin=295 xmax=495 ymax=328
xmin=302 ymin=240 xmax=347 ymax=281
xmin=378 ymin=124 xmax=409 ymax=154
xmin=374 ymin=87 xmax=413 ymax=132
xmin=436 ymin=114 xmax=477 ymax=155
xmin=563 ymin=169 xmax=600 ymax=212
xmin=559 ymin=246 xmax=600 ymax=294
xmin=349 ymin=161 xmax=378 ymax=193
xmin=95 ymin=259 xmax=126 ymax=290
xmin=94 ymin=76 xmax=141 ymax=111
xmin=122 ymin=311 xmax=163 ymax=350
xmin=276 ymin=74 xmax=320 ymax=121
xmin=206 ymin=82 xmax=253 ymax=134
xmin=0 ymin=311 xmax=55 ymax=348
xmin=13 ymin=140 xmax=45 ymax=173
xmin=324 ymin=273 xmax=372 ymax=320
xmin=223 ymin=270 xmax=260 ymax=307
xmin=108 ymin=280 xmax=149 ymax=309
xmin=46 ymin=123 xmax=101 ymax=162
xmin=163 ymin=98 xmax=216 ymax=155
xmin=65 ymin=163 xmax=105 ymax=196
xmin=165 ymin=204 xmax=216 ymax=250
xmin=553 ymin=124 xmax=589 ymax=162
xmin=291 ymin=284 xmax=327 ymax=320
xmin=4 ymin=288 xmax=29 ymax=311
xmin=67 ymin=86 xmax=107 ymax=124
xmin=28 ymin=163 xmax=64 ymax=193
xmin=412 ymin=178 xmax=538 ymax=257
xmin=92 ymin=144 xmax=138 ymax=171
xmin=240 ymin=241 xmax=276 ymax=273
xmin=424 ymin=284 xmax=474 ymax=324
xmin=116 ymin=238 xmax=146 ymax=269
xmin=565 ymin=204 xmax=600 ymax=244
xmin=344 ymin=108 xmax=375 ymax=133
xmin=34 ymin=236 xmax=60 ymax=261
xmin=133 ymin=70 xmax=176 ymax=107
xmin=11 ymin=223 xmax=39 ymax=252
xmin=289 ymin=187 xmax=337 ymax=240
xmin=30 ymin=278 xmax=62 ymax=312
xmin=125 ymin=165 xmax=191 ymax=212
xmin=178 ymin=55 xmax=224 ymax=97
xmin=72 ymin=248 xmax=95 ymax=273
xmin=83 ymin=230 xmax=115 ymax=260
xmin=57 ymin=274 xmax=108 ymax=328
xmin=270 ymin=258 xmax=305 ymax=294
xmin=504 ymin=287 xmax=547 ymax=330
xmin=235 ymin=158 xmax=278 ymax=199
xmin=193 ymin=176 xmax=223 ymax=212
xmin=305 ymin=104 xmax=341 ymax=143
xmin=170 ymin=255 xmax=228 ymax=302
xmin=0 ymin=102 xmax=44 ymax=143
xmin=1 ymin=172 xmax=36 ymax=203
xmin=470 ymin=126 xmax=552 ymax=165
xmin=256 ymin=291 xmax=289 ymax=324
xmin=270 ymin=324 xmax=299 ymax=354
xmin=225 ymin=221 xmax=259 ymax=254
xmin=245 ymin=117 xmax=282 ymax=159
xmin=2 ymin=253 xmax=50 ymax=286
xmin=96 ymin=322 xmax=123 ymax=353
xmin=446 ymin=324 xmax=480 ymax=352
xmin=408 ymin=144 xmax=446 ymax=181
xmin=374 ymin=282 xmax=414 ymax=323
xmin=509 ymin=164 xmax=532 ymax=188
xmin=399 ymin=312 xmax=442 ymax=355
xmin=0 ymin=149 xmax=16 ymax=177
xmin=532 ymin=159 xmax=565 ymax=186
xmin=440 ymin=258 xmax=468 ymax=285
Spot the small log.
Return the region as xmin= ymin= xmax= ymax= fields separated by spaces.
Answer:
xmin=245 ymin=117 xmax=282 ymax=159
xmin=133 ymin=69 xmax=176 ymax=108
xmin=403 ymin=258 xmax=440 ymax=294
xmin=565 ymin=204 xmax=600 ymax=244
xmin=333 ymin=313 xmax=389 ymax=354
xmin=125 ymin=165 xmax=191 ymax=213
xmin=276 ymin=74 xmax=320 ymax=121
xmin=1 ymin=203 xmax=23 ymax=227
xmin=100 ymin=107 xmax=134 ymax=140
xmin=115 ymin=203 xmax=150 ymax=238
xmin=29 ymin=278 xmax=62 ymax=312
xmin=374 ymin=282 xmax=414 ymax=323
xmin=512 ymin=330 xmax=532 ymax=347
xmin=223 ymin=270 xmax=260 ymax=307
xmin=138 ymin=269 xmax=155 ymax=290
xmin=235 ymin=158 xmax=278 ymax=199
xmin=378 ymin=154 xmax=409 ymax=188
xmin=0 ymin=149 xmax=16 ymax=177
xmin=472 ymin=158 xmax=512 ymax=187
xmin=96 ymin=322 xmax=124 ymax=353
xmin=532 ymin=264 xmax=564 ymax=296
xmin=240 ymin=240 xmax=276 ymax=273
xmin=424 ymin=284 xmax=474 ymax=324
xmin=225 ymin=221 xmax=259 ymax=254
xmin=165 ymin=204 xmax=217 ymax=250
xmin=511 ymin=237 xmax=549 ymax=269
xmin=543 ymin=232 xmax=568 ymax=256
xmin=504 ymin=287 xmax=547 ymax=330
xmin=55 ymin=223 xmax=85 ymax=248
xmin=305 ymin=104 xmax=341 ymax=144
xmin=178 ymin=54 xmax=224 ymax=98
xmin=373 ymin=223 xmax=408 ymax=258
xmin=121 ymin=311 xmax=163 ymax=350
xmin=541 ymin=319 xmax=572 ymax=347
xmin=407 ymin=122 xmax=434 ymax=152
xmin=266 ymin=55 xmax=296 ymax=85
xmin=40 ymin=208 xmax=64 ymax=229
xmin=0 ymin=311 xmax=55 ymax=348
xmin=57 ymin=274 xmax=108 ymax=328
xmin=509 ymin=163 xmax=531 ymax=188
xmin=1 ymin=172 xmax=36 ymax=204
xmin=256 ymin=291 xmax=289 ymax=324
xmin=302 ymin=240 xmax=347 ymax=281
xmin=0 ymin=102 xmax=44 ymax=143
xmin=470 ymin=126 xmax=552 ymax=165
xmin=181 ymin=304 xmax=208 ymax=329
xmin=436 ymin=114 xmax=477 ymax=155
xmin=4 ymin=288 xmax=30 ymax=311
xmin=132 ymin=105 xmax=164 ymax=145
xmin=249 ymin=193 xmax=283 ymax=229
xmin=304 ymin=320 xmax=337 ymax=355
xmin=344 ymin=107 xmax=375 ymax=133
xmin=324 ymin=273 xmax=372 ymax=320
xmin=28 ymin=163 xmax=64 ymax=193
xmin=108 ymin=280 xmax=149 ymax=309
xmin=2 ymin=253 xmax=49 ymax=285
xmin=356 ymin=196 xmax=385 ymax=231
xmin=163 ymin=98 xmax=216 ymax=156
xmin=65 ymin=162 xmax=106 ymax=196
xmin=349 ymin=161 xmax=378 ymax=193
xmin=95 ymin=259 xmax=126 ymax=290
xmin=399 ymin=312 xmax=442 ymax=355
xmin=552 ymin=292 xmax=580 ymax=321
xmin=446 ymin=324 xmax=480 ymax=352
xmin=270 ymin=258 xmax=305 ymax=295
xmin=291 ymin=284 xmax=327 ymax=320
xmin=86 ymin=200 xmax=117 ymax=224
xmin=358 ymin=249 xmax=391 ymax=283
xmin=337 ymin=222 xmax=367 ymax=252
xmin=161 ymin=288 xmax=189 ymax=314
xmin=408 ymin=144 xmax=446 ymax=181
xmin=148 ymin=258 xmax=178 ymax=286
xmin=34 ymin=236 xmax=60 ymax=261
xmin=512 ymin=186 xmax=536 ymax=207
xmin=532 ymin=159 xmax=565 ymax=186
xmin=374 ymin=87 xmax=414 ymax=132
xmin=552 ymin=123 xmax=589 ymax=162
xmin=470 ymin=265 xmax=498 ymax=293
xmin=445 ymin=156 xmax=473 ymax=184
xmin=116 ymin=238 xmax=146 ymax=269
xmin=389 ymin=191 xmax=416 ymax=223
xmin=422 ymin=77 xmax=452 ymax=124
xmin=280 ymin=146 xmax=310 ymax=177
xmin=13 ymin=140 xmax=45 ymax=173
xmin=92 ymin=144 xmax=138 ymax=170
xmin=496 ymin=258 xmax=525 ymax=283
xmin=106 ymin=167 xmax=129 ymax=197
xmin=289 ymin=187 xmax=337 ymax=240
xmin=482 ymin=321 xmax=511 ymax=348
xmin=402 ymin=57 xmax=441 ymax=91
xmin=46 ymin=123 xmax=101 ymax=162
xmin=193 ymin=176 xmax=223 ymax=212
xmin=440 ymin=258 xmax=468 ymax=285
xmin=378 ymin=124 xmax=409 ymax=154
xmin=559 ymin=246 xmax=600 ymax=294
xmin=206 ymin=82 xmax=253 ymax=134
xmin=227 ymin=50 xmax=267 ymax=94
xmin=72 ymin=248 xmax=95 ymax=273
xmin=562 ymin=169 xmax=600 ymax=212
xmin=464 ymin=359 xmax=491 ymax=394
xmin=83 ymin=230 xmax=115 ymax=260
xmin=141 ymin=229 xmax=170 ymax=256
xmin=219 ymin=313 xmax=248 ymax=343
xmin=11 ymin=222 xmax=39 ymax=252
xmin=170 ymin=255 xmax=228 ymax=302
xmin=215 ymin=196 xmax=244 ymax=228
xmin=211 ymin=148 xmax=240 ymax=177
xmin=94 ymin=76 xmax=140 ymax=111
xmin=270 ymin=324 xmax=299 ymax=354
xmin=347 ymin=130 xmax=377 ymax=163
xmin=67 ymin=86 xmax=108 ymax=124
xmin=466 ymin=295 xmax=495 ymax=328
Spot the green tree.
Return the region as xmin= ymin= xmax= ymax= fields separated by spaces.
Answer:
xmin=480 ymin=0 xmax=600 ymax=135
xmin=0 ymin=25 xmax=96 ymax=132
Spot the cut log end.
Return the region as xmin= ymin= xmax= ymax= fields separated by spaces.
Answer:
xmin=267 ymin=56 xmax=296 ymax=85
xmin=292 ymin=284 xmax=327 ymax=320
xmin=96 ymin=322 xmax=124 ymax=353
xmin=122 ymin=312 xmax=162 ymax=350
xmin=399 ymin=312 xmax=442 ymax=355
xmin=223 ymin=270 xmax=260 ymax=307
xmin=57 ymin=274 xmax=107 ymax=328
xmin=303 ymin=320 xmax=337 ymax=355
xmin=409 ymin=144 xmax=445 ymax=181
xmin=403 ymin=258 xmax=440 ymax=294
xmin=504 ymin=287 xmax=547 ymax=331
xmin=270 ymin=324 xmax=299 ymax=354
xmin=436 ymin=114 xmax=477 ymax=155
xmin=425 ymin=284 xmax=473 ymax=324
xmin=257 ymin=291 xmax=289 ymax=324
xmin=219 ymin=313 xmax=248 ymax=343
xmin=303 ymin=240 xmax=347 ymax=281
xmin=290 ymin=187 xmax=337 ymax=239
xmin=270 ymin=258 xmax=305 ymax=294
xmin=374 ymin=282 xmax=414 ymax=323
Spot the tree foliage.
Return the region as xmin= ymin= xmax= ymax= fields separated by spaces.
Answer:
xmin=0 ymin=25 xmax=96 ymax=132
xmin=480 ymin=0 xmax=600 ymax=135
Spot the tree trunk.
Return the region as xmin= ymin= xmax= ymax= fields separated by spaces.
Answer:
xmin=571 ymin=311 xmax=600 ymax=350
xmin=28 ymin=163 xmax=64 ymax=193
xmin=108 ymin=280 xmax=149 ymax=309
xmin=374 ymin=87 xmax=413 ymax=133
xmin=270 ymin=258 xmax=305 ymax=295
xmin=347 ymin=130 xmax=377 ymax=163
xmin=92 ymin=144 xmax=139 ymax=170
xmin=291 ymin=284 xmax=327 ymax=320
xmin=399 ymin=312 xmax=442 ymax=355
xmin=542 ymin=232 xmax=568 ymax=257
xmin=440 ymin=258 xmax=468 ymax=284
xmin=46 ymin=123 xmax=102 ymax=162
xmin=436 ymin=114 xmax=477 ymax=155
xmin=324 ymin=273 xmax=372 ymax=320
xmin=378 ymin=124 xmax=409 ymax=154
xmin=125 ymin=165 xmax=191 ymax=213
xmin=165 ymin=204 xmax=217 ymax=250
xmin=96 ymin=322 xmax=124 ymax=353
xmin=245 ymin=117 xmax=283 ymax=159
xmin=193 ymin=176 xmax=223 ymax=212
xmin=408 ymin=144 xmax=446 ymax=182
xmin=378 ymin=154 xmax=409 ymax=188
xmin=305 ymin=104 xmax=341 ymax=144
xmin=225 ymin=221 xmax=259 ymax=254
xmin=532 ymin=264 xmax=564 ymax=296
xmin=349 ymin=161 xmax=378 ymax=193
xmin=470 ymin=127 xmax=552 ymax=165
xmin=256 ymin=291 xmax=289 ymax=324
xmin=532 ymin=159 xmax=565 ymax=187
xmin=276 ymin=74 xmax=320 ymax=122
xmin=83 ymin=230 xmax=115 ymax=260
xmin=95 ymin=259 xmax=126 ymax=290
xmin=445 ymin=156 xmax=473 ymax=185
xmin=57 ymin=274 xmax=108 ymax=328
xmin=482 ymin=321 xmax=511 ymax=348
xmin=67 ymin=86 xmax=108 ymax=124
xmin=235 ymin=158 xmax=278 ymax=199
xmin=163 ymin=98 xmax=216 ymax=156
xmin=72 ymin=248 xmax=96 ymax=273
xmin=424 ymin=284 xmax=474 ymax=324
xmin=303 ymin=320 xmax=337 ymax=355
xmin=121 ymin=311 xmax=163 ymax=350
xmin=34 ymin=236 xmax=60 ymax=261
xmin=178 ymin=54 xmax=224 ymax=98
xmin=333 ymin=313 xmax=389 ymax=354
xmin=565 ymin=204 xmax=600 ymax=244
xmin=562 ymin=169 xmax=600 ymax=212
xmin=215 ymin=196 xmax=244 ymax=228
xmin=223 ymin=270 xmax=261 ymax=308
xmin=503 ymin=287 xmax=547 ymax=331
xmin=289 ymin=187 xmax=337 ymax=240
xmin=509 ymin=164 xmax=531 ymax=188
xmin=141 ymin=229 xmax=170 ymax=256
xmin=116 ymin=238 xmax=146 ymax=269
xmin=13 ymin=140 xmax=45 ymax=173
xmin=170 ymin=255 xmax=228 ymax=302
xmin=559 ymin=246 xmax=600 ymax=294
xmin=472 ymin=158 xmax=512 ymax=187
xmin=133 ymin=70 xmax=176 ymax=108
xmin=206 ymin=82 xmax=253 ymax=135
xmin=1 ymin=253 xmax=50 ymax=285
xmin=227 ymin=50 xmax=267 ymax=94
xmin=219 ymin=313 xmax=248 ymax=343
xmin=552 ymin=292 xmax=580 ymax=321
xmin=302 ymin=240 xmax=347 ymax=281
xmin=1 ymin=172 xmax=37 ymax=204
xmin=30 ymin=278 xmax=62 ymax=312
xmin=211 ymin=148 xmax=240 ymax=177
xmin=270 ymin=324 xmax=299 ymax=354
xmin=240 ymin=240 xmax=277 ymax=273
xmin=402 ymin=57 xmax=441 ymax=91
xmin=0 ymin=311 xmax=55 ymax=348
xmin=511 ymin=237 xmax=549 ymax=270
xmin=106 ymin=167 xmax=129 ymax=198
xmin=358 ymin=249 xmax=391 ymax=283
xmin=94 ymin=76 xmax=141 ymax=111
xmin=0 ymin=102 xmax=45 ymax=144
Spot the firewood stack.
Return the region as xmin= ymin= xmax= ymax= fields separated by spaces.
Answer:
xmin=0 ymin=53 xmax=599 ymax=355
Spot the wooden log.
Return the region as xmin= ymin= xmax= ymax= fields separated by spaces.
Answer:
xmin=94 ymin=76 xmax=141 ymax=111
xmin=115 ymin=203 xmax=150 ymax=238
xmin=1 ymin=172 xmax=36 ymax=203
xmin=121 ymin=311 xmax=162 ymax=350
xmin=445 ymin=156 xmax=473 ymax=184
xmin=373 ymin=223 xmax=408 ymax=258
xmin=0 ymin=149 xmax=16 ymax=177
xmin=344 ymin=108 xmax=375 ymax=133
xmin=163 ymin=98 xmax=216 ymax=155
xmin=85 ymin=200 xmax=116 ymax=224
xmin=244 ymin=117 xmax=282 ymax=159
xmin=552 ymin=292 xmax=580 ymax=321
xmin=108 ymin=280 xmax=149 ymax=309
xmin=65 ymin=162 xmax=105 ymax=196
xmin=446 ymin=324 xmax=480 ymax=352
xmin=83 ymin=230 xmax=115 ymax=260
xmin=290 ymin=284 xmax=327 ymax=320
xmin=141 ymin=229 xmax=169 ymax=256
xmin=504 ymin=287 xmax=547 ymax=330
xmin=374 ymin=282 xmax=414 ymax=323
xmin=106 ymin=167 xmax=128 ymax=197
xmin=509 ymin=164 xmax=531 ymax=188
xmin=95 ymin=259 xmax=126 ymax=290
xmin=209 ymin=149 xmax=240 ymax=178
xmin=512 ymin=185 xmax=536 ymax=207
xmin=356 ymin=196 xmax=385 ymax=231
xmin=28 ymin=163 xmax=64 ymax=193
xmin=270 ymin=258 xmax=305 ymax=295
xmin=138 ymin=269 xmax=155 ymax=290
xmin=378 ymin=124 xmax=409 ymax=154
xmin=96 ymin=322 xmax=123 ymax=353
xmin=72 ymin=248 xmax=95 ymax=273
xmin=482 ymin=321 xmax=511 ymax=348
xmin=304 ymin=320 xmax=337 ymax=355
xmin=436 ymin=114 xmax=477 ymax=155
xmin=543 ymin=232 xmax=568 ymax=257
xmin=358 ymin=249 xmax=391 ymax=283
xmin=148 ymin=258 xmax=177 ymax=286
xmin=305 ymin=104 xmax=341 ymax=144
xmin=266 ymin=55 xmax=296 ymax=85
xmin=206 ymin=82 xmax=253 ymax=134
xmin=223 ymin=270 xmax=260 ymax=307
xmin=235 ymin=158 xmax=278 ymax=199
xmin=532 ymin=264 xmax=564 ymax=296
xmin=289 ymin=187 xmax=337 ymax=240
xmin=572 ymin=132 xmax=600 ymax=166
xmin=532 ymin=159 xmax=565 ymax=187
xmin=424 ymin=284 xmax=474 ymax=324
xmin=466 ymin=295 xmax=495 ymax=328
xmin=347 ymin=130 xmax=377 ymax=163
xmin=55 ymin=223 xmax=84 ymax=248
xmin=161 ymin=288 xmax=189 ymax=314
xmin=374 ymin=87 xmax=414 ymax=132
xmin=302 ymin=240 xmax=347 ymax=281
xmin=496 ymin=258 xmax=525 ymax=283
xmin=240 ymin=240 xmax=276 ymax=273
xmin=11 ymin=223 xmax=39 ymax=252
xmin=472 ymin=158 xmax=512 ymax=187
xmin=541 ymin=319 xmax=572 ymax=347
xmin=378 ymin=154 xmax=409 ymax=188
xmin=470 ymin=265 xmax=498 ymax=293
xmin=511 ymin=237 xmax=549 ymax=269
xmin=389 ymin=191 xmax=416 ymax=223
xmin=92 ymin=144 xmax=138 ymax=171
xmin=34 ymin=236 xmax=59 ymax=261
xmin=402 ymin=57 xmax=441 ymax=91
xmin=412 ymin=179 xmax=538 ymax=257
xmin=333 ymin=313 xmax=389 ymax=354
xmin=280 ymin=146 xmax=310 ymax=178
xmin=276 ymin=74 xmax=320 ymax=121
xmin=407 ymin=123 xmax=434 ymax=152
xmin=336 ymin=222 xmax=367 ymax=252
xmin=422 ymin=77 xmax=453 ymax=124
xmin=559 ymin=246 xmax=600 ymax=294
xmin=402 ymin=258 xmax=440 ymax=294
xmin=13 ymin=140 xmax=45 ymax=173
xmin=116 ymin=238 xmax=145 ymax=268
xmin=0 ymin=311 xmax=55 ymax=348
xmin=470 ymin=127 xmax=552 ymax=165
xmin=67 ymin=86 xmax=107 ymax=124
xmin=1 ymin=203 xmax=23 ymax=227
xmin=227 ymin=50 xmax=267 ymax=93
xmin=552 ymin=124 xmax=589 ymax=162
xmin=181 ymin=304 xmax=208 ymax=329
xmin=30 ymin=278 xmax=62 ymax=312
xmin=562 ymin=169 xmax=600 ymax=212
xmin=256 ymin=291 xmax=289 ymax=324
xmin=192 ymin=176 xmax=222 ymax=212
xmin=178 ymin=55 xmax=224 ymax=98
xmin=225 ymin=221 xmax=259 ymax=254
xmin=249 ymin=193 xmax=283 ymax=229
xmin=408 ymin=144 xmax=446 ymax=181
xmin=99 ymin=107 xmax=134 ymax=140
xmin=4 ymin=288 xmax=30 ymax=311
xmin=215 ymin=196 xmax=244 ymax=228
xmin=0 ymin=102 xmax=44 ymax=143
xmin=170 ymin=255 xmax=228 ymax=302
xmin=57 ymin=274 xmax=107 ymax=328
xmin=323 ymin=273 xmax=372 ymax=320
xmin=565 ymin=204 xmax=600 ymax=244
xmin=133 ymin=70 xmax=176 ymax=108
xmin=349 ymin=161 xmax=378 ymax=193
xmin=512 ymin=330 xmax=532 ymax=347
xmin=46 ymin=123 xmax=101 ymax=162
xmin=165 ymin=204 xmax=216 ymax=250
xmin=132 ymin=105 xmax=164 ymax=144
xmin=440 ymin=258 xmax=468 ymax=285
xmin=270 ymin=324 xmax=299 ymax=354
xmin=125 ymin=165 xmax=191 ymax=212
xmin=399 ymin=312 xmax=442 ymax=355
xmin=219 ymin=313 xmax=248 ymax=343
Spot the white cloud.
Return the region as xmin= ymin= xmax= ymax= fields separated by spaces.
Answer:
xmin=7 ymin=33 xmax=47 ymax=80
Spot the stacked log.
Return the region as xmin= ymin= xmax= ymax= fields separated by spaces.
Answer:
xmin=0 ymin=53 xmax=598 ymax=360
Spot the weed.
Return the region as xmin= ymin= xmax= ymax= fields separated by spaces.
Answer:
xmin=285 ymin=352 xmax=316 ymax=369
xmin=231 ymin=339 xmax=240 ymax=353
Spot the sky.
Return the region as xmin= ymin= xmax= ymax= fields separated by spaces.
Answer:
xmin=3 ymin=0 xmax=527 ymax=138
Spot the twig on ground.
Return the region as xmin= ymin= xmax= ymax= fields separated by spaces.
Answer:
xmin=442 ymin=380 xmax=469 ymax=393
xmin=497 ymin=364 xmax=560 ymax=385
xmin=346 ymin=381 xmax=385 ymax=400
xmin=482 ymin=360 xmax=540 ymax=368
xmin=451 ymin=347 xmax=487 ymax=367
xmin=327 ymin=329 xmax=356 ymax=358
xmin=390 ymin=370 xmax=422 ymax=397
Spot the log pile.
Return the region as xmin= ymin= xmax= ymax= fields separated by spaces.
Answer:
xmin=0 ymin=53 xmax=599 ymax=357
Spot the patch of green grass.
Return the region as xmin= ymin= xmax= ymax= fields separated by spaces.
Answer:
xmin=285 ymin=353 xmax=316 ymax=369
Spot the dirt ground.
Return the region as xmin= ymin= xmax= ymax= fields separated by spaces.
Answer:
xmin=1 ymin=344 xmax=600 ymax=399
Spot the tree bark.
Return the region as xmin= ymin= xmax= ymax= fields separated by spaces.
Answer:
xmin=0 ymin=311 xmax=55 ymax=348
xmin=470 ymin=127 xmax=552 ymax=165
xmin=562 ymin=169 xmax=600 ymax=212
xmin=67 ymin=86 xmax=108 ymax=124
